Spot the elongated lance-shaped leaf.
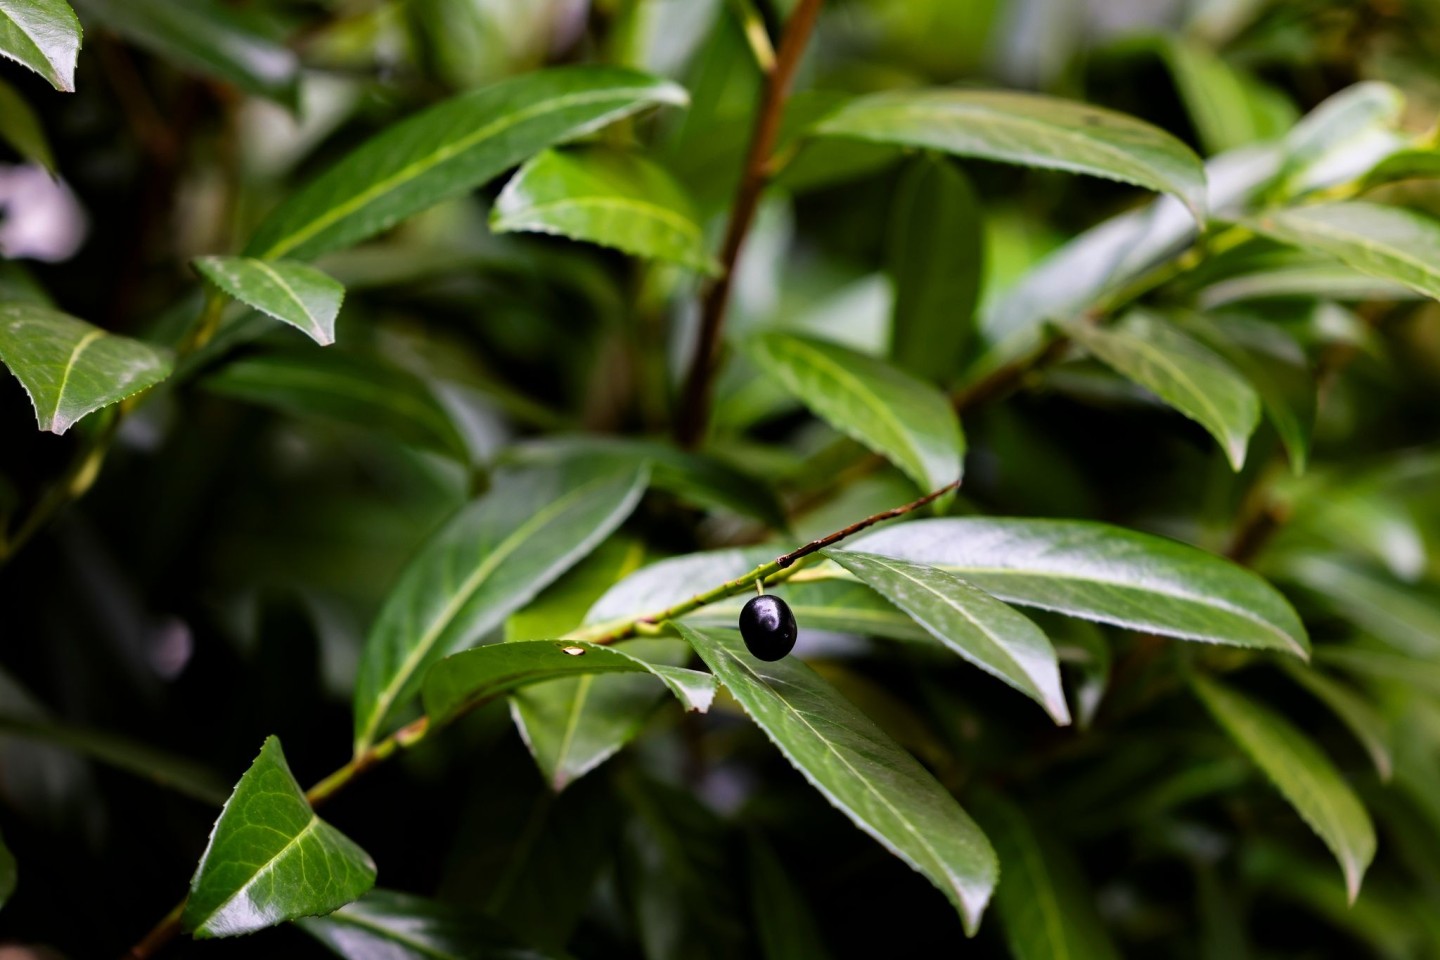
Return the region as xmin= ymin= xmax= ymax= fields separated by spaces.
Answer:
xmin=300 ymin=889 xmax=557 ymax=960
xmin=353 ymin=462 xmax=650 ymax=752
xmin=827 ymin=551 xmax=1070 ymax=724
xmin=1193 ymin=675 xmax=1376 ymax=902
xmin=1070 ymin=311 xmax=1261 ymax=470
xmin=246 ymin=67 xmax=688 ymax=261
xmin=675 ymin=623 xmax=998 ymax=934
xmin=183 ymin=736 xmax=375 ymax=938
xmin=812 ymin=89 xmax=1208 ymax=222
xmin=1280 ymin=661 xmax=1393 ymax=782
xmin=0 ymin=827 xmax=13 ymax=910
xmin=748 ymin=835 xmax=834 ymax=960
xmin=0 ymin=303 xmax=172 ymax=434
xmin=847 ymin=518 xmax=1308 ymax=657
xmin=492 ymin=147 xmax=718 ymax=274
xmin=1246 ymin=202 xmax=1440 ymax=304
xmin=193 ymin=257 xmax=344 ymax=346
xmin=0 ymin=0 xmax=81 ymax=92
xmin=0 ymin=76 xmax=53 ymax=170
xmin=746 ymin=332 xmax=963 ymax=492
xmin=423 ymin=639 xmax=714 ymax=727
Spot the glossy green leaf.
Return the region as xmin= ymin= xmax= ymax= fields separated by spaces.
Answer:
xmin=183 ymin=736 xmax=376 ymax=938
xmin=506 ymin=536 xmax=648 ymax=643
xmin=75 ymin=0 xmax=297 ymax=106
xmin=972 ymin=791 xmax=1120 ymax=960
xmin=676 ymin=622 xmax=998 ymax=934
xmin=1071 ymin=311 xmax=1260 ymax=469
xmin=1281 ymin=661 xmax=1393 ymax=782
xmin=586 ymin=546 xmax=775 ymax=628
xmin=746 ymin=332 xmax=963 ymax=491
xmin=827 ymin=551 xmax=1070 ymax=724
xmin=0 ymin=303 xmax=172 ymax=434
xmin=0 ymin=0 xmax=80 ymax=92
xmin=813 ymin=89 xmax=1208 ymax=221
xmin=885 ymin=155 xmax=983 ymax=382
xmin=204 ymin=349 xmax=470 ymax=462
xmin=423 ymin=638 xmax=715 ymax=728
xmin=691 ymin=576 xmax=935 ymax=644
xmin=246 ymin=67 xmax=688 ymax=261
xmin=847 ymin=518 xmax=1309 ymax=657
xmin=1193 ymin=675 xmax=1375 ymax=901
xmin=0 ymin=76 xmax=52 ymax=169
xmin=0 ymin=828 xmax=13 ymax=910
xmin=301 ymin=889 xmax=555 ymax=960
xmin=1246 ymin=202 xmax=1440 ymax=303
xmin=353 ymin=462 xmax=649 ymax=752
xmin=1363 ymin=147 xmax=1440 ymax=189
xmin=748 ymin=835 xmax=834 ymax=960
xmin=492 ymin=147 xmax=717 ymax=273
xmin=193 ymin=257 xmax=344 ymax=346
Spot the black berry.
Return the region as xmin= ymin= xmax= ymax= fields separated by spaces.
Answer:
xmin=739 ymin=595 xmax=798 ymax=661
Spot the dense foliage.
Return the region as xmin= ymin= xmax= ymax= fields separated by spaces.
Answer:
xmin=2 ymin=0 xmax=1440 ymax=956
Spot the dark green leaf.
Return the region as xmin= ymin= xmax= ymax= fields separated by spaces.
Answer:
xmin=1281 ymin=661 xmax=1393 ymax=782
xmin=492 ymin=147 xmax=717 ymax=273
xmin=1313 ymin=645 xmax=1440 ymax=699
xmin=0 ymin=303 xmax=172 ymax=434
xmin=1193 ymin=675 xmax=1375 ymax=901
xmin=1159 ymin=37 xmax=1295 ymax=155
xmin=0 ymin=0 xmax=80 ymax=92
xmin=676 ymin=622 xmax=998 ymax=934
xmin=300 ymin=888 xmax=558 ymax=960
xmin=747 ymin=835 xmax=834 ymax=960
xmin=885 ymin=155 xmax=983 ymax=382
xmin=1070 ymin=311 xmax=1260 ymax=470
xmin=847 ymin=518 xmax=1309 ymax=657
xmin=826 ymin=550 xmax=1070 ymax=724
xmin=1196 ymin=255 xmax=1417 ymax=308
xmin=0 ymin=827 xmax=13 ymax=910
xmin=813 ymin=89 xmax=1207 ymax=221
xmin=193 ymin=257 xmax=344 ymax=346
xmin=746 ymin=331 xmax=963 ymax=491
xmin=0 ymin=76 xmax=53 ymax=169
xmin=1280 ymin=555 xmax=1440 ymax=657
xmin=246 ymin=67 xmax=688 ymax=261
xmin=353 ymin=462 xmax=650 ymax=751
xmin=183 ymin=736 xmax=375 ymax=938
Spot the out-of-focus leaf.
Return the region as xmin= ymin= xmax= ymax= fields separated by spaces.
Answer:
xmin=0 ymin=828 xmax=13 ymax=910
xmin=0 ymin=303 xmax=171 ymax=434
xmin=204 ymin=349 xmax=470 ymax=462
xmin=813 ymin=89 xmax=1208 ymax=221
xmin=1246 ymin=202 xmax=1440 ymax=303
xmin=1196 ymin=255 xmax=1417 ymax=308
xmin=193 ymin=257 xmax=344 ymax=346
xmin=675 ymin=623 xmax=998 ymax=934
xmin=422 ymin=638 xmax=715 ymax=727
xmin=1314 ymin=645 xmax=1440 ymax=699
xmin=1193 ymin=675 xmax=1375 ymax=901
xmin=971 ymin=791 xmax=1120 ymax=960
xmin=1070 ymin=311 xmax=1260 ymax=470
xmin=1275 ymin=82 xmax=1405 ymax=197
xmin=1279 ymin=555 xmax=1440 ymax=657
xmin=183 ymin=736 xmax=375 ymax=938
xmin=1158 ymin=37 xmax=1295 ymax=154
xmin=0 ymin=0 xmax=80 ymax=91
xmin=827 ymin=551 xmax=1070 ymax=724
xmin=690 ymin=575 xmax=934 ymax=644
xmin=885 ymin=155 xmax=983 ymax=382
xmin=247 ymin=67 xmax=688 ymax=261
xmin=746 ymin=331 xmax=963 ymax=491
xmin=492 ymin=147 xmax=717 ymax=273
xmin=300 ymin=889 xmax=556 ymax=960
xmin=353 ymin=462 xmax=650 ymax=752
xmin=0 ymin=76 xmax=52 ymax=169
xmin=848 ymin=518 xmax=1309 ymax=657
xmin=1049 ymin=614 xmax=1110 ymax=729
xmin=747 ymin=835 xmax=834 ymax=960
xmin=1281 ymin=661 xmax=1393 ymax=782
xmin=1363 ymin=147 xmax=1440 ymax=189
xmin=75 ymin=0 xmax=297 ymax=106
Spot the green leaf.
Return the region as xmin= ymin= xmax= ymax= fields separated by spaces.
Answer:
xmin=1363 ymin=147 xmax=1440 ymax=189
xmin=0 ymin=0 xmax=80 ymax=92
xmin=1196 ymin=254 xmax=1417 ymax=308
xmin=813 ymin=89 xmax=1208 ymax=222
xmin=74 ymin=0 xmax=297 ymax=106
xmin=826 ymin=551 xmax=1070 ymax=724
xmin=422 ymin=638 xmax=715 ymax=728
xmin=491 ymin=147 xmax=717 ymax=274
xmin=193 ymin=257 xmax=344 ymax=346
xmin=1070 ymin=311 xmax=1261 ymax=470
xmin=301 ymin=889 xmax=556 ymax=960
xmin=246 ymin=67 xmax=688 ymax=261
xmin=847 ymin=518 xmax=1309 ymax=657
xmin=183 ymin=736 xmax=376 ymax=938
xmin=1159 ymin=37 xmax=1296 ymax=155
xmin=747 ymin=835 xmax=834 ymax=960
xmin=1246 ymin=202 xmax=1440 ymax=303
xmin=1313 ymin=645 xmax=1440 ymax=700
xmin=0 ymin=827 xmax=13 ymax=911
xmin=1281 ymin=661 xmax=1393 ymax=782
xmin=353 ymin=462 xmax=650 ymax=752
xmin=971 ymin=791 xmax=1120 ymax=960
xmin=204 ymin=349 xmax=470 ymax=462
xmin=1192 ymin=675 xmax=1376 ymax=901
xmin=1276 ymin=82 xmax=1405 ymax=197
xmin=885 ymin=155 xmax=983 ymax=382
xmin=691 ymin=576 xmax=934 ymax=644
xmin=0 ymin=76 xmax=53 ymax=169
xmin=746 ymin=331 xmax=963 ymax=491
xmin=675 ymin=622 xmax=998 ymax=934
xmin=1279 ymin=555 xmax=1440 ymax=657
xmin=0 ymin=303 xmax=172 ymax=434
xmin=586 ymin=546 xmax=775 ymax=628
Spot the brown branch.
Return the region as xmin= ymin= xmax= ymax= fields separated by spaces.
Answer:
xmin=673 ymin=0 xmax=825 ymax=448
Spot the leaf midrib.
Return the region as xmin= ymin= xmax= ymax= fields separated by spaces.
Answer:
xmin=251 ymin=260 xmax=328 ymax=340
xmin=197 ymin=815 xmax=321 ymax=930
xmin=49 ymin=328 xmax=104 ymax=428
xmin=1269 ymin=208 xmax=1440 ymax=294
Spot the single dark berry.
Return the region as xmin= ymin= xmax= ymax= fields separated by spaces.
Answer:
xmin=739 ymin=594 xmax=798 ymax=661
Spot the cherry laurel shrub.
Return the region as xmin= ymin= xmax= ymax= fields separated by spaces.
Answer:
xmin=1 ymin=1 xmax=1439 ymax=956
